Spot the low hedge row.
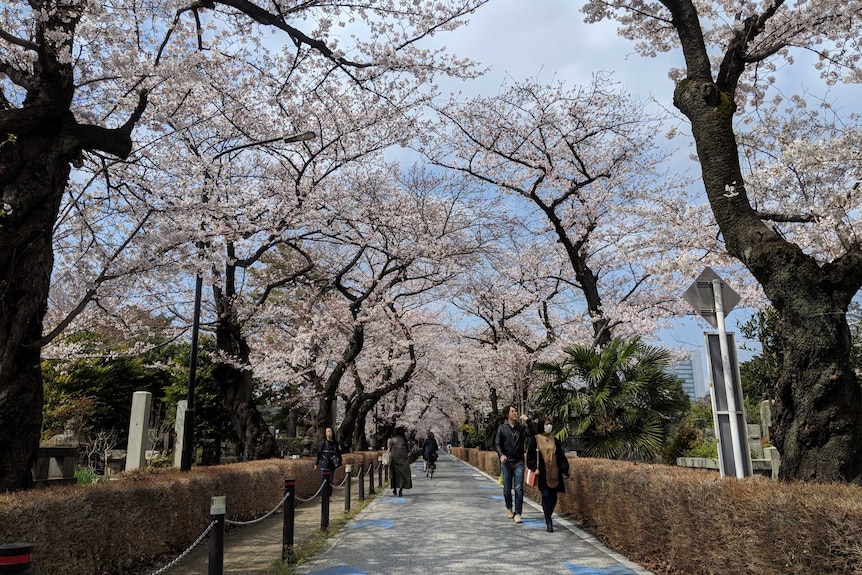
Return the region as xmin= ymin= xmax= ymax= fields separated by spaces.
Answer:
xmin=451 ymin=447 xmax=862 ymax=575
xmin=0 ymin=451 xmax=382 ymax=575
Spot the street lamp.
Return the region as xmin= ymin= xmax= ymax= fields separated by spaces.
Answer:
xmin=179 ymin=130 xmax=317 ymax=471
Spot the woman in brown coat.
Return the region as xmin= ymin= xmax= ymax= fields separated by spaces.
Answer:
xmin=526 ymin=417 xmax=570 ymax=532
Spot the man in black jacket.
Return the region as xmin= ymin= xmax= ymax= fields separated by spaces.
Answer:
xmin=494 ymin=405 xmax=530 ymax=524
xmin=314 ymin=427 xmax=342 ymax=487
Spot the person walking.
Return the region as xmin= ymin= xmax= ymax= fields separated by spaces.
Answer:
xmin=388 ymin=426 xmax=413 ymax=496
xmin=314 ymin=427 xmax=342 ymax=487
xmin=422 ymin=431 xmax=439 ymax=473
xmin=494 ymin=405 xmax=530 ymax=524
xmin=526 ymin=417 xmax=570 ymax=532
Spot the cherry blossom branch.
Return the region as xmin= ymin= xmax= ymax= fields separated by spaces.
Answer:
xmin=34 ymin=209 xmax=156 ymax=349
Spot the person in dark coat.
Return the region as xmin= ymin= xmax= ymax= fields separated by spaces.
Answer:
xmin=526 ymin=417 xmax=570 ymax=532
xmin=494 ymin=405 xmax=531 ymax=523
xmin=422 ymin=431 xmax=439 ymax=472
xmin=314 ymin=427 xmax=342 ymax=486
xmin=388 ymin=426 xmax=413 ymax=496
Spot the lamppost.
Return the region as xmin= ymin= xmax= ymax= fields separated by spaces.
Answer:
xmin=179 ymin=130 xmax=316 ymax=471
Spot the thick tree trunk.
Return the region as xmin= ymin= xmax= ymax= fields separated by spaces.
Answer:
xmin=213 ymin=285 xmax=276 ymax=460
xmin=0 ymin=5 xmax=144 ymax=489
xmin=673 ymin=71 xmax=862 ymax=483
xmin=0 ymin=138 xmax=66 ymax=489
xmin=351 ymin=409 xmax=370 ymax=451
xmin=772 ymin=301 xmax=862 ymax=481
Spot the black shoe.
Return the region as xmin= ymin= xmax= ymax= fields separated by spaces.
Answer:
xmin=392 ymin=488 xmax=397 ymax=495
xmin=547 ymin=524 xmax=554 ymax=533
xmin=398 ymin=489 xmax=403 ymax=496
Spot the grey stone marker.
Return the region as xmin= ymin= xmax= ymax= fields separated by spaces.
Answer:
xmin=173 ymin=400 xmax=189 ymax=468
xmin=126 ymin=391 xmax=152 ymax=471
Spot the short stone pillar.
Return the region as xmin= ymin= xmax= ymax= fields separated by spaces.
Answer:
xmin=764 ymin=446 xmax=781 ymax=480
xmin=104 ymin=450 xmax=127 ymax=478
xmin=760 ymin=400 xmax=774 ymax=443
xmin=173 ymin=400 xmax=188 ymax=468
xmin=126 ymin=391 xmax=152 ymax=471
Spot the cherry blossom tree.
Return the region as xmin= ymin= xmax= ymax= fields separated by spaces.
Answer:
xmin=248 ymin=165 xmax=493 ymax=450
xmin=0 ymin=0 xmax=489 ymax=489
xmin=424 ymin=75 xmax=721 ymax=352
xmin=582 ymin=0 xmax=862 ymax=482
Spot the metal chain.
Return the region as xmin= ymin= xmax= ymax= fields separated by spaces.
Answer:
xmin=226 ymin=490 xmax=291 ymax=526
xmin=332 ymin=465 xmax=366 ymax=489
xmin=147 ymin=520 xmax=217 ymax=575
xmin=295 ymin=478 xmax=327 ymax=502
xmin=332 ymin=472 xmax=350 ymax=489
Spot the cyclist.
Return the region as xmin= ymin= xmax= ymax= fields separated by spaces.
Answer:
xmin=422 ymin=431 xmax=439 ymax=475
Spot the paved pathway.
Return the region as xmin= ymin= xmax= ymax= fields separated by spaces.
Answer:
xmin=141 ymin=454 xmax=655 ymax=575
xmin=298 ymin=454 xmax=655 ymax=575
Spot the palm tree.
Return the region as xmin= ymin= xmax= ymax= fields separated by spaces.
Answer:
xmin=535 ymin=336 xmax=689 ymax=460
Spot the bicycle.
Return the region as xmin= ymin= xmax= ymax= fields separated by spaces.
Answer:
xmin=425 ymin=455 xmax=437 ymax=478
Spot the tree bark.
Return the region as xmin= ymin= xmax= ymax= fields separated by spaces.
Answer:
xmin=0 ymin=133 xmax=64 ymax=490
xmin=665 ymin=0 xmax=862 ymax=482
xmin=212 ymin=282 xmax=277 ymax=460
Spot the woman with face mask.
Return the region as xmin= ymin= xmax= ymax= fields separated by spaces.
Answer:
xmin=526 ymin=417 xmax=571 ymax=532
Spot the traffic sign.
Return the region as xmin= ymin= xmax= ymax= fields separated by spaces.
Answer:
xmin=683 ymin=267 xmax=740 ymax=328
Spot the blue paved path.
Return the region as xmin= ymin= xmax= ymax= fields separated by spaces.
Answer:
xmin=298 ymin=454 xmax=655 ymax=575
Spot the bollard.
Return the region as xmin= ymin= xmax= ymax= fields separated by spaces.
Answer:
xmin=321 ymin=470 xmax=331 ymax=530
xmin=208 ymin=496 xmax=226 ymax=575
xmin=0 ymin=543 xmax=32 ymax=574
xmin=282 ymin=478 xmax=296 ymax=563
xmin=344 ymin=464 xmax=352 ymax=512
xmin=377 ymin=456 xmax=383 ymax=487
xmin=358 ymin=462 xmax=365 ymax=501
xmin=367 ymin=459 xmax=375 ymax=495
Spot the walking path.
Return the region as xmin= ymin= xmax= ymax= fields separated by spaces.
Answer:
xmin=147 ymin=454 xmax=655 ymax=575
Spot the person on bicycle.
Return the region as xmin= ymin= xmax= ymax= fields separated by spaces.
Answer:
xmin=423 ymin=431 xmax=439 ymax=473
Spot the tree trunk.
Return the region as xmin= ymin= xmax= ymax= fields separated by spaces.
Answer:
xmin=0 ymin=4 xmax=144 ymax=488
xmin=0 ymin=137 xmax=65 ymax=489
xmin=212 ymin=284 xmax=276 ymax=460
xmin=670 ymin=44 xmax=862 ymax=482
xmin=351 ymin=408 xmax=370 ymax=451
xmin=772 ymin=300 xmax=862 ymax=481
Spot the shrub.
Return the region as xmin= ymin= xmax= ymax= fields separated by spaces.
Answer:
xmin=662 ymin=417 xmax=701 ymax=464
xmin=276 ymin=436 xmax=304 ymax=456
xmin=683 ymin=436 xmax=718 ymax=459
xmin=75 ymin=466 xmax=99 ymax=485
xmin=147 ymin=453 xmax=174 ymax=468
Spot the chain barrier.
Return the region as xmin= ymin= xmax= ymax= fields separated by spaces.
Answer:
xmin=332 ymin=472 xmax=349 ymax=489
xmin=332 ymin=465 xmax=364 ymax=489
xmin=146 ymin=520 xmax=217 ymax=575
xmin=295 ymin=478 xmax=328 ymax=502
xmin=144 ymin=460 xmax=383 ymax=574
xmin=225 ymin=490 xmax=291 ymax=526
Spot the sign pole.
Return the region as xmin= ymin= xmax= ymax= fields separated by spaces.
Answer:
xmin=712 ymin=279 xmax=746 ymax=479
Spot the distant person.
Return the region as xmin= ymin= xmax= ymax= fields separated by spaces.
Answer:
xmin=314 ymin=427 xmax=342 ymax=486
xmin=494 ymin=405 xmax=530 ymax=524
xmin=388 ymin=426 xmax=413 ymax=496
xmin=423 ymin=431 xmax=439 ymax=473
xmin=526 ymin=417 xmax=570 ymax=532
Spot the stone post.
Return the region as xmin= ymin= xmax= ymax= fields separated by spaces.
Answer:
xmin=126 ymin=391 xmax=152 ymax=471
xmin=764 ymin=446 xmax=781 ymax=480
xmin=173 ymin=400 xmax=188 ymax=468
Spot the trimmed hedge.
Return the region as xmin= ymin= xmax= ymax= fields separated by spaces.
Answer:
xmin=0 ymin=452 xmax=380 ymax=575
xmin=453 ymin=447 xmax=862 ymax=575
